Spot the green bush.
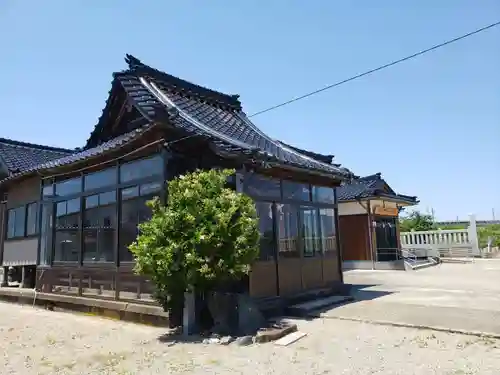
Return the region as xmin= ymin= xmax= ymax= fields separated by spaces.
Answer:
xmin=478 ymin=224 xmax=500 ymax=248
xmin=128 ymin=168 xmax=260 ymax=310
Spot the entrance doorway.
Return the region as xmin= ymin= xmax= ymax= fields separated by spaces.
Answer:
xmin=374 ymin=216 xmax=399 ymax=261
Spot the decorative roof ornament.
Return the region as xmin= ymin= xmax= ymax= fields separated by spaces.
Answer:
xmin=125 ymin=54 xmax=144 ymax=70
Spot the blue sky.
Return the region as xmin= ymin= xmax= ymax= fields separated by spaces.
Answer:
xmin=1 ymin=1 xmax=499 ymax=220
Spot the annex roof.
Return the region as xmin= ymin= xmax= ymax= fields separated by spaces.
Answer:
xmin=336 ymin=172 xmax=418 ymax=205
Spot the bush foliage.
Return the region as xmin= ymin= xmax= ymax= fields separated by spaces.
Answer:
xmin=128 ymin=168 xmax=260 ymax=309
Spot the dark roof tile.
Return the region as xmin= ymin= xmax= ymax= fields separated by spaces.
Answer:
xmin=113 ymin=56 xmax=353 ymax=178
xmin=0 ymin=127 xmax=150 ymax=184
xmin=0 ymin=138 xmax=73 ymax=175
xmin=337 ymin=173 xmax=418 ymax=204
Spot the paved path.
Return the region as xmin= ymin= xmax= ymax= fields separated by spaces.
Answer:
xmin=1 ymin=301 xmax=500 ymax=374
xmin=323 ymin=260 xmax=500 ymax=336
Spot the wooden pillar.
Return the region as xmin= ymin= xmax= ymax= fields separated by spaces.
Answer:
xmin=333 ymin=187 xmax=343 ymax=284
xmin=367 ymin=200 xmax=375 ymax=269
xmin=114 ymin=161 xmax=121 ymax=300
xmin=0 ymin=196 xmax=7 ymax=287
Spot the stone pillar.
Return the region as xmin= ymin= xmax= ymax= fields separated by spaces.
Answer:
xmin=468 ymin=214 xmax=480 ymax=257
xmin=183 ymin=291 xmax=197 ymax=336
xmin=0 ymin=266 xmax=7 ymax=287
xmin=20 ymin=266 xmax=26 ymax=288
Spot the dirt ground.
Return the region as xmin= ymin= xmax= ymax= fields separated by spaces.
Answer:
xmin=1 ymin=299 xmax=500 ymax=375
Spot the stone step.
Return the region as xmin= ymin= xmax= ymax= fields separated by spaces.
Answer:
xmin=286 ymin=295 xmax=353 ymax=316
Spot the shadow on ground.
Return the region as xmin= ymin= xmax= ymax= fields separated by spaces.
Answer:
xmin=348 ymin=283 xmax=396 ymax=302
xmin=282 ymin=283 xmax=396 ymax=321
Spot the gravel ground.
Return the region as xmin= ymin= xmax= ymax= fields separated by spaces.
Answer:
xmin=1 ymin=302 xmax=500 ymax=375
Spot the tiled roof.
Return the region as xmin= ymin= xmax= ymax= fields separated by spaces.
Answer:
xmin=109 ymin=54 xmax=353 ymax=178
xmin=2 ymin=54 xmax=353 ymax=185
xmin=0 ymin=138 xmax=73 ymax=175
xmin=277 ymin=141 xmax=336 ymax=165
xmin=337 ymin=173 xmax=418 ymax=204
xmin=0 ymin=127 xmax=150 ymax=184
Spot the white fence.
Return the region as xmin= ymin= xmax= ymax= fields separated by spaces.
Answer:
xmin=400 ymin=214 xmax=480 ymax=260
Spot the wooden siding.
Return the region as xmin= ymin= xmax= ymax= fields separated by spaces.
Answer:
xmin=339 ymin=214 xmax=371 ymax=261
xmin=6 ymin=177 xmax=40 ymax=208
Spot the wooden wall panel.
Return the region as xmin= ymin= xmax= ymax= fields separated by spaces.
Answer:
xmin=339 ymin=214 xmax=371 ymax=261
xmin=249 ymin=260 xmax=278 ymax=298
xmin=323 ymin=255 xmax=340 ymax=284
xmin=277 ymin=258 xmax=302 ymax=296
xmin=301 ymin=258 xmax=323 ymax=290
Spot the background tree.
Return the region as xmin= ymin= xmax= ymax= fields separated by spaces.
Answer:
xmin=399 ymin=210 xmax=435 ymax=232
xmin=128 ymin=168 xmax=260 ymax=321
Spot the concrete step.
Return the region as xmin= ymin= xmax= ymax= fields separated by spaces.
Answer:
xmin=286 ymin=295 xmax=353 ymax=317
xmin=411 ymin=261 xmax=438 ymax=270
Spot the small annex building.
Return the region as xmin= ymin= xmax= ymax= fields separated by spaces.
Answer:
xmin=336 ymin=173 xmax=418 ymax=270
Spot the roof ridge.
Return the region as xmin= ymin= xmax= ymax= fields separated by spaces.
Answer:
xmin=122 ymin=54 xmax=242 ymax=110
xmin=0 ymin=137 xmax=74 ymax=154
xmin=358 ymin=172 xmax=382 ymax=181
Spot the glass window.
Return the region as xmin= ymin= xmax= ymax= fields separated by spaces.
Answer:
xmin=39 ymin=203 xmax=53 ymax=266
xmin=26 ymin=202 xmax=38 ymax=236
xmin=282 ymin=181 xmax=311 ymax=201
xmin=7 ymin=206 xmax=26 ymax=239
xmin=120 ymin=155 xmax=163 ymax=183
xmin=14 ymin=207 xmax=26 ymax=237
xmin=54 ymin=199 xmax=80 ymax=262
xmin=83 ymin=192 xmax=116 ymax=263
xmin=84 ymin=167 xmax=117 ymax=191
xmin=312 ymin=186 xmax=335 ymax=204
xmin=276 ymin=204 xmax=300 ymax=258
xmin=7 ymin=209 xmax=16 ymax=239
xmin=319 ymin=208 xmax=336 ymax=254
xmin=55 ymin=177 xmax=81 ymax=197
xmin=119 ymin=188 xmax=158 ymax=262
xmin=139 ymin=181 xmax=162 ymax=196
xmin=122 ymin=186 xmax=139 ymax=200
xmin=255 ymin=202 xmax=275 ymax=260
xmin=244 ymin=174 xmax=281 ymax=198
xmin=42 ymin=184 xmax=54 ymax=198
xmin=300 ymin=207 xmax=321 ymax=257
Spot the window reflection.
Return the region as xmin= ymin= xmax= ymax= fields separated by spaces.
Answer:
xmin=277 ymin=204 xmax=300 ymax=258
xmin=300 ymin=207 xmax=321 ymax=257
xmin=39 ymin=203 xmax=53 ymax=266
xmin=120 ymin=155 xmax=163 ymax=183
xmin=7 ymin=206 xmax=26 ymax=238
xmin=245 ymin=174 xmax=281 ymax=198
xmin=312 ymin=186 xmax=335 ymax=204
xmin=319 ymin=208 xmax=336 ymax=254
xmin=282 ymin=181 xmax=310 ymax=201
xmin=119 ymin=182 xmax=162 ymax=262
xmin=255 ymin=202 xmax=275 ymax=260
xmin=83 ymin=192 xmax=116 ymax=263
xmin=55 ymin=177 xmax=81 ymax=197
xmin=84 ymin=168 xmax=117 ymax=191
xmin=26 ymin=202 xmax=38 ymax=236
xmin=54 ymin=198 xmax=80 ymax=262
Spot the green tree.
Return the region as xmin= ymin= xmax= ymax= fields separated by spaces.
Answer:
xmin=399 ymin=210 xmax=435 ymax=232
xmin=128 ymin=168 xmax=260 ymax=313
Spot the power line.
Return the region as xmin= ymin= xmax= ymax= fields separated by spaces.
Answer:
xmin=248 ymin=21 xmax=500 ymax=118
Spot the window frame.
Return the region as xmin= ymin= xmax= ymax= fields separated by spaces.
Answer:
xmin=5 ymin=201 xmax=40 ymax=240
xmin=40 ymin=153 xmax=166 ymax=267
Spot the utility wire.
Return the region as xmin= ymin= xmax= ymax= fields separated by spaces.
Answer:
xmin=248 ymin=21 xmax=500 ymax=118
